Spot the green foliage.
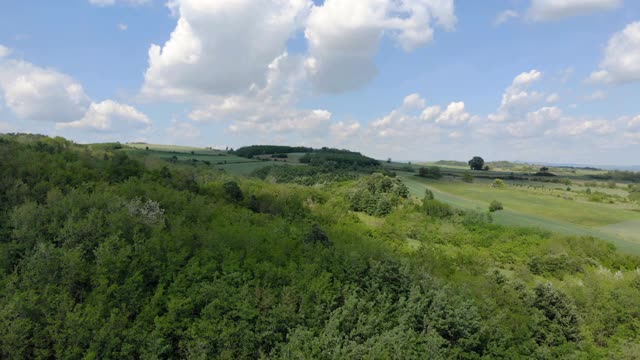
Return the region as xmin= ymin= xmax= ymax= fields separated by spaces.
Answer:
xmin=418 ymin=166 xmax=442 ymax=179
xmin=588 ymin=191 xmax=615 ymax=204
xmin=434 ymin=160 xmax=467 ymax=167
xmin=422 ymin=199 xmax=453 ymax=218
xmin=462 ymin=171 xmax=473 ymax=183
xmin=233 ymin=145 xmax=313 ymax=158
xmin=533 ymin=283 xmax=581 ymax=346
xmin=347 ymin=173 xmax=409 ymax=216
xmin=223 ymin=181 xmax=244 ymax=203
xmin=299 ymin=149 xmax=380 ymax=169
xmin=1 ymin=135 xmax=639 ymax=359
xmin=489 ymin=200 xmax=504 ymax=212
xmin=304 ymin=224 xmax=331 ymax=247
xmin=468 ymin=156 xmax=485 ymax=170
xmin=492 ymin=179 xmax=506 ymax=189
xmin=424 ymin=188 xmax=435 ymax=200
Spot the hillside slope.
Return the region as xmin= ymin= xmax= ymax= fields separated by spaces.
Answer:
xmin=1 ymin=135 xmax=639 ymax=359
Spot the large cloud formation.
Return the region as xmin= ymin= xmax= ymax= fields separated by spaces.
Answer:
xmin=588 ymin=21 xmax=640 ymax=84
xmin=142 ymin=0 xmax=456 ymax=98
xmin=142 ymin=0 xmax=312 ymax=98
xmin=0 ymin=47 xmax=151 ymax=136
xmin=304 ymin=0 xmax=456 ymax=93
xmin=0 ymin=60 xmax=91 ymax=123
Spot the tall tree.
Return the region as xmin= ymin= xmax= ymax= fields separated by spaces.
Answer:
xmin=468 ymin=156 xmax=485 ymax=171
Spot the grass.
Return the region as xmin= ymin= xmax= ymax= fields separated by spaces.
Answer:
xmin=126 ymin=143 xmax=223 ymax=153
xmin=214 ymin=161 xmax=295 ymax=176
xmin=400 ymin=174 xmax=640 ymax=254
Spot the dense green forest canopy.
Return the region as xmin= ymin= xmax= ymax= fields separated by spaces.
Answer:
xmin=1 ymin=134 xmax=640 ymax=359
xmin=299 ymin=149 xmax=380 ymax=168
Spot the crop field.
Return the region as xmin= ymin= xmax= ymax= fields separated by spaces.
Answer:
xmin=214 ymin=160 xmax=299 ymax=176
xmin=126 ymin=143 xmax=223 ymax=153
xmin=123 ymin=144 xmax=299 ymax=176
xmin=400 ymin=174 xmax=640 ymax=254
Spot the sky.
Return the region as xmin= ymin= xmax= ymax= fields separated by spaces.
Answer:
xmin=0 ymin=0 xmax=639 ymax=165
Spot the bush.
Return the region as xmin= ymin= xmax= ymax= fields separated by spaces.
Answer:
xmin=424 ymin=188 xmax=435 ymax=200
xmin=461 ymin=210 xmax=493 ymax=226
xmin=418 ymin=166 xmax=442 ymax=179
xmin=462 ymin=172 xmax=473 ymax=183
xmin=489 ymin=200 xmax=503 ymax=212
xmin=304 ymin=223 xmax=331 ymax=247
xmin=347 ymin=173 xmax=409 ymax=216
xmin=423 ymin=199 xmax=453 ymax=218
xmin=492 ymin=179 xmax=506 ymax=189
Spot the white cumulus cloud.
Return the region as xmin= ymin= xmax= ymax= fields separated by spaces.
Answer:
xmin=0 ymin=60 xmax=91 ymax=123
xmin=57 ymin=100 xmax=151 ymax=132
xmin=142 ymin=0 xmax=311 ymax=98
xmin=304 ymin=0 xmax=456 ymax=93
xmin=331 ymin=120 xmax=362 ymax=141
xmin=588 ymin=21 xmax=640 ymax=84
xmin=489 ymin=70 xmax=544 ymax=122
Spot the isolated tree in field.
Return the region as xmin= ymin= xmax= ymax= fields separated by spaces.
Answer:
xmin=468 ymin=156 xmax=485 ymax=170
xmin=483 ymin=165 xmax=490 ymax=171
xmin=540 ymin=166 xmax=549 ymax=174
xmin=462 ymin=172 xmax=473 ymax=183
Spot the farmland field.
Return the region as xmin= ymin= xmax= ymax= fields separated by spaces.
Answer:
xmin=120 ymin=143 xmax=640 ymax=253
xmin=400 ymin=174 xmax=640 ymax=254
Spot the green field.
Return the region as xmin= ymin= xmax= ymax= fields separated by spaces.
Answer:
xmin=123 ymin=144 xmax=295 ymax=176
xmin=214 ymin=160 xmax=298 ymax=176
xmin=120 ymin=143 xmax=640 ymax=252
xmin=126 ymin=143 xmax=223 ymax=153
xmin=400 ymin=174 xmax=640 ymax=254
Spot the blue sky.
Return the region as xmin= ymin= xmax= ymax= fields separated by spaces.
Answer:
xmin=1 ymin=0 xmax=639 ymax=165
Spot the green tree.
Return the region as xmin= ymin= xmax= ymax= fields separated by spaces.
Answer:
xmin=468 ymin=156 xmax=485 ymax=170
xmin=462 ymin=172 xmax=473 ymax=183
xmin=223 ymin=181 xmax=244 ymax=203
xmin=418 ymin=166 xmax=442 ymax=179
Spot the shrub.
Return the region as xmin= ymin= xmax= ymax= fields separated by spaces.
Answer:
xmin=461 ymin=210 xmax=493 ymax=226
xmin=462 ymin=172 xmax=473 ymax=183
xmin=424 ymin=188 xmax=435 ymax=201
xmin=489 ymin=200 xmax=503 ymax=212
xmin=304 ymin=223 xmax=331 ymax=247
xmin=347 ymin=173 xmax=409 ymax=216
xmin=418 ymin=166 xmax=442 ymax=179
xmin=492 ymin=179 xmax=506 ymax=189
xmin=423 ymin=199 xmax=453 ymax=218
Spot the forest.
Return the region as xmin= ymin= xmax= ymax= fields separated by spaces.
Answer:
xmin=1 ymin=134 xmax=640 ymax=359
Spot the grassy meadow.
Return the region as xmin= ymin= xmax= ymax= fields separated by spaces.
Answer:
xmin=113 ymin=143 xmax=640 ymax=253
xmin=400 ymin=174 xmax=640 ymax=254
